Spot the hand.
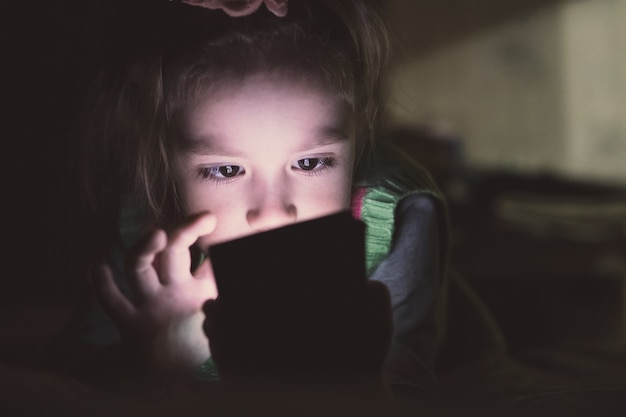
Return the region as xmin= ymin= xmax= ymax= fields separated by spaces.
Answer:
xmin=93 ymin=212 xmax=218 ymax=375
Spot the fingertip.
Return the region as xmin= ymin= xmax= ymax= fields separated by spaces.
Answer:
xmin=197 ymin=211 xmax=217 ymax=234
xmin=130 ymin=227 xmax=168 ymax=259
xmin=151 ymin=228 xmax=168 ymax=248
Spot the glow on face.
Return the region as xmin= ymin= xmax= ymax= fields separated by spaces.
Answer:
xmin=173 ymin=74 xmax=356 ymax=249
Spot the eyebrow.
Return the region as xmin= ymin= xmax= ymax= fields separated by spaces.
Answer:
xmin=178 ymin=125 xmax=351 ymax=156
xmin=306 ymin=125 xmax=351 ymax=148
xmin=177 ymin=134 xmax=244 ymax=156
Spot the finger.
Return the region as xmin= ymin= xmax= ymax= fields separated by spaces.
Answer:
xmin=125 ymin=228 xmax=167 ymax=299
xmin=92 ymin=263 xmax=135 ymax=326
xmin=193 ymin=258 xmax=219 ymax=300
xmin=160 ymin=212 xmax=217 ymax=285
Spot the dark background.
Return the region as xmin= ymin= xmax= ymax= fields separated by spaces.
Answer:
xmin=5 ymin=0 xmax=152 ymax=304
xmin=3 ymin=0 xmax=137 ymax=364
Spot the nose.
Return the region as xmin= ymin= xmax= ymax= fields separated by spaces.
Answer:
xmin=246 ymin=179 xmax=297 ymax=232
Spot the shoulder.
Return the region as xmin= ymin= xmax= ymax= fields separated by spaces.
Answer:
xmin=352 ymin=143 xmax=449 ymax=274
xmin=352 ymin=142 xmax=447 ymax=223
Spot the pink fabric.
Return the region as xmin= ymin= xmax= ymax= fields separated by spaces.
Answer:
xmin=351 ymin=187 xmax=367 ymax=220
xmin=181 ymin=0 xmax=288 ymax=17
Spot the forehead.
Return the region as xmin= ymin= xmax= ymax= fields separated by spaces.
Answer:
xmin=177 ymin=73 xmax=355 ymax=153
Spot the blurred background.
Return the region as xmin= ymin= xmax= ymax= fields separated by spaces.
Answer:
xmin=384 ymin=0 xmax=625 ymax=184
xmin=377 ymin=0 xmax=626 ymax=353
xmin=3 ymin=0 xmax=626 ymax=387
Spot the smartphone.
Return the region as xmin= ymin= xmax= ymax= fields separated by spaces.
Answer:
xmin=207 ymin=210 xmax=367 ymax=374
xmin=209 ymin=210 xmax=366 ymax=301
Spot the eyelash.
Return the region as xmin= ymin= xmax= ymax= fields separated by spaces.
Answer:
xmin=197 ymin=157 xmax=337 ymax=183
xmin=292 ymin=157 xmax=336 ymax=176
xmin=198 ymin=165 xmax=245 ymax=184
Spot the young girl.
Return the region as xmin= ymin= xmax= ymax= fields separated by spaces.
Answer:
xmin=45 ymin=0 xmax=449 ymax=411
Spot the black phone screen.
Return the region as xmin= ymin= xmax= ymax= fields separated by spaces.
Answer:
xmin=209 ymin=210 xmax=366 ymax=302
xmin=207 ymin=211 xmax=367 ymax=373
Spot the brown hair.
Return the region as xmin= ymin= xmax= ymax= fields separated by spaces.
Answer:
xmin=76 ymin=0 xmax=391 ymax=234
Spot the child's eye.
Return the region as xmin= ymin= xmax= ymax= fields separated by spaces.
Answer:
xmin=293 ymin=157 xmax=335 ymax=173
xmin=199 ymin=165 xmax=245 ymax=182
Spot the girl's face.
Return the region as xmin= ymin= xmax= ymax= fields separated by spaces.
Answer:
xmin=173 ymin=73 xmax=356 ymax=249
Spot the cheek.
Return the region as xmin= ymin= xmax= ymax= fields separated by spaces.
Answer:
xmin=177 ymin=180 xmax=204 ymax=214
xmin=182 ymin=191 xmax=209 ymax=213
xmin=182 ymin=184 xmax=250 ymax=245
xmin=174 ymin=166 xmax=216 ymax=214
xmin=182 ymin=184 xmax=230 ymax=216
xmin=197 ymin=206 xmax=251 ymax=249
xmin=332 ymin=172 xmax=354 ymax=208
xmin=297 ymin=173 xmax=353 ymax=217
